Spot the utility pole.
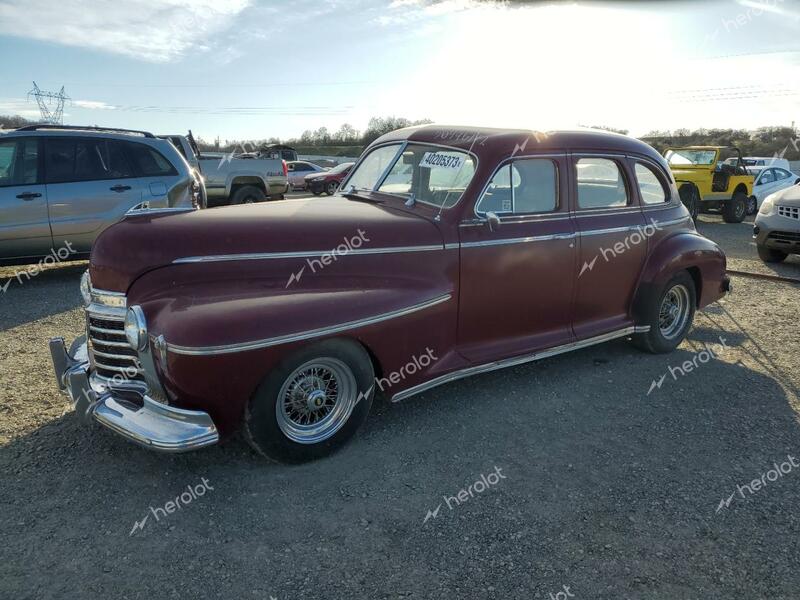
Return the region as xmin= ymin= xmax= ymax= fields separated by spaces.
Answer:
xmin=28 ymin=81 xmax=70 ymax=124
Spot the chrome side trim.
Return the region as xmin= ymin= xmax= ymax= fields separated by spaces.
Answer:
xmin=167 ymin=293 xmax=453 ymax=356
xmin=172 ymin=244 xmax=446 ymax=264
xmin=460 ymin=233 xmax=576 ymax=248
xmin=580 ymin=225 xmax=636 ymax=236
xmin=654 ymin=215 xmax=691 ymax=227
xmin=391 ymin=325 xmax=650 ymax=403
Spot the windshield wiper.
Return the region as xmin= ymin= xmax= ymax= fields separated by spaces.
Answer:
xmin=341 ymin=186 xmax=385 ymax=203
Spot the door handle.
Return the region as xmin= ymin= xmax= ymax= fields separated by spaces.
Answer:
xmin=110 ymin=185 xmax=132 ymax=193
xmin=16 ymin=192 xmax=41 ymax=200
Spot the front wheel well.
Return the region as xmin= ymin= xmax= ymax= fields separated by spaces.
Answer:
xmin=732 ymin=183 xmax=748 ymax=198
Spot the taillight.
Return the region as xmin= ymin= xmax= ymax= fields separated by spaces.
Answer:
xmin=282 ymin=160 xmax=288 ymax=177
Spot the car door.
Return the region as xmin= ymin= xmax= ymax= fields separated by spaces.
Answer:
xmin=45 ymin=137 xmax=143 ymax=254
xmin=0 ymin=137 xmax=52 ymax=261
xmin=772 ymin=168 xmax=794 ymax=194
xmin=458 ymin=155 xmax=577 ymax=363
xmin=755 ymin=168 xmax=776 ymax=201
xmin=571 ymin=154 xmax=647 ymax=339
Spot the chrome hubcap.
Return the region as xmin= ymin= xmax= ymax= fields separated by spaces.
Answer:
xmin=659 ymin=284 xmax=690 ymax=340
xmin=276 ymin=358 xmax=357 ymax=445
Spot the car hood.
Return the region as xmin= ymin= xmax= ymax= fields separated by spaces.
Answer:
xmin=304 ymin=171 xmax=328 ymax=180
xmin=90 ymin=198 xmax=444 ymax=292
xmin=669 ymin=167 xmax=711 ymax=183
xmin=767 ymin=184 xmax=800 ymax=206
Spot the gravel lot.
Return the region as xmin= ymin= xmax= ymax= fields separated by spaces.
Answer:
xmin=1 ymin=216 xmax=799 ymax=599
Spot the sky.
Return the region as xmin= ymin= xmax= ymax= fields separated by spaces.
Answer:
xmin=1 ymin=0 xmax=800 ymax=143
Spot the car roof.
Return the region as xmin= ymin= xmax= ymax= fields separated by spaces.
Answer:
xmin=373 ymin=124 xmax=666 ymax=165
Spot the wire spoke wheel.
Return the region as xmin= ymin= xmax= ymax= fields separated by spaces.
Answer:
xmin=275 ymin=357 xmax=357 ymax=445
xmin=658 ymin=284 xmax=690 ymax=340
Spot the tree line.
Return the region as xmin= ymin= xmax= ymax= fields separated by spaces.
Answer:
xmin=3 ymin=113 xmax=798 ymax=160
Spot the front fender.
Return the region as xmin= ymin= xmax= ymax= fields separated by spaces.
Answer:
xmin=633 ymin=231 xmax=727 ymax=323
xmin=125 ymin=250 xmax=458 ymax=435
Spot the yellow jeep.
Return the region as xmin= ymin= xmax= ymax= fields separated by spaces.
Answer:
xmin=664 ymin=146 xmax=754 ymax=223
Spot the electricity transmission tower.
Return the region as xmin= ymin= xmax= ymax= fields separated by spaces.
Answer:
xmin=28 ymin=82 xmax=70 ymax=124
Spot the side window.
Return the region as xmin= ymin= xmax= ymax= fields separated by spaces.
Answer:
xmin=775 ymin=168 xmax=791 ymax=181
xmin=46 ymin=138 xmax=77 ymax=183
xmin=71 ymin=139 xmax=135 ymax=182
xmin=477 ymin=159 xmax=557 ymax=215
xmin=760 ymin=169 xmax=775 ymax=185
xmin=634 ymin=162 xmax=669 ymax=205
xmin=576 ymin=157 xmax=628 ymax=209
xmin=125 ymin=142 xmax=177 ymax=177
xmin=0 ymin=139 xmax=38 ymax=187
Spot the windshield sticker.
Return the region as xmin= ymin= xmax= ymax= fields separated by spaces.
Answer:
xmin=420 ymin=152 xmax=465 ymax=170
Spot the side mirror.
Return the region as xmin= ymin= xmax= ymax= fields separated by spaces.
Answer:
xmin=485 ymin=211 xmax=501 ymax=232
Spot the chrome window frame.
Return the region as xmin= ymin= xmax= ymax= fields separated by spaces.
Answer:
xmin=633 ymin=160 xmax=670 ymax=206
xmin=337 ymin=140 xmax=480 ymax=211
xmin=573 ymin=153 xmax=632 ymax=211
xmin=474 ymin=156 xmax=560 ymax=218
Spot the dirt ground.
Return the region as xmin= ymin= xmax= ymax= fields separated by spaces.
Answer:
xmin=1 ymin=219 xmax=799 ymax=599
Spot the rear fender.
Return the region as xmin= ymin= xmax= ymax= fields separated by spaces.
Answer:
xmin=632 ymin=231 xmax=727 ymax=323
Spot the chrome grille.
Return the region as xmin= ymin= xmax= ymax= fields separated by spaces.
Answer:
xmin=778 ymin=205 xmax=800 ymax=220
xmin=87 ymin=311 xmax=145 ymax=383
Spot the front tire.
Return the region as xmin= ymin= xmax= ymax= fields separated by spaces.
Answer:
xmin=325 ymin=181 xmax=339 ymax=196
xmin=722 ymin=191 xmax=747 ymax=223
xmin=757 ymin=244 xmax=787 ymax=263
xmin=633 ymin=272 xmax=696 ymax=354
xmin=746 ymin=196 xmax=758 ymax=215
xmin=244 ymin=339 xmax=375 ymax=463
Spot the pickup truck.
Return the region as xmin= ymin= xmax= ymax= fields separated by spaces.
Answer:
xmin=159 ymin=132 xmax=289 ymax=207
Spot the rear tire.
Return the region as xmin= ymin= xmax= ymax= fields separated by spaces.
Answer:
xmin=757 ymin=244 xmax=787 ymax=263
xmin=722 ymin=191 xmax=747 ymax=223
xmin=244 ymin=339 xmax=375 ymax=463
xmin=230 ymin=185 xmax=266 ymax=205
xmin=746 ymin=196 xmax=757 ymax=215
xmin=633 ymin=271 xmax=696 ymax=354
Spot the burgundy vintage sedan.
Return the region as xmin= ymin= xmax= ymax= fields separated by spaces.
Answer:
xmin=50 ymin=126 xmax=730 ymax=463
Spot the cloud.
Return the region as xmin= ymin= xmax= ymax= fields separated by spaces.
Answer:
xmin=72 ymin=100 xmax=117 ymax=110
xmin=0 ymin=0 xmax=251 ymax=62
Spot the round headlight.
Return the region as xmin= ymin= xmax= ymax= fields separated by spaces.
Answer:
xmin=124 ymin=305 xmax=148 ymax=351
xmin=80 ymin=271 xmax=91 ymax=306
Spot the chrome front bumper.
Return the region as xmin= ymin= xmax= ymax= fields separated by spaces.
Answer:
xmin=49 ymin=336 xmax=219 ymax=452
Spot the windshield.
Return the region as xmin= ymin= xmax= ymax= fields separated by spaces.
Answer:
xmin=665 ymin=149 xmax=717 ymax=166
xmin=341 ymin=143 xmax=476 ymax=209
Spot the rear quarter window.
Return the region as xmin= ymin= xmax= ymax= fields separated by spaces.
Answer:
xmin=125 ymin=142 xmax=178 ymax=177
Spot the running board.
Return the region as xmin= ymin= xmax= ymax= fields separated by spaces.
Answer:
xmin=390 ymin=325 xmax=650 ymax=403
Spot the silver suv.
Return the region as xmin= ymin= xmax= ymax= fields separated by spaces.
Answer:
xmin=0 ymin=125 xmax=203 ymax=266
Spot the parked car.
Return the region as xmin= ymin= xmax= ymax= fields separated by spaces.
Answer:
xmin=746 ymin=166 xmax=800 ymax=214
xmin=665 ymin=146 xmax=754 ymax=223
xmin=306 ymin=161 xmax=354 ymax=195
xmin=287 ymin=160 xmax=327 ymax=190
xmin=159 ymin=133 xmax=288 ymax=206
xmin=724 ymin=156 xmax=792 ymax=170
xmin=49 ymin=126 xmax=729 ymax=463
xmin=0 ymin=125 xmax=203 ymax=267
xmin=754 ymin=185 xmax=800 ymax=262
